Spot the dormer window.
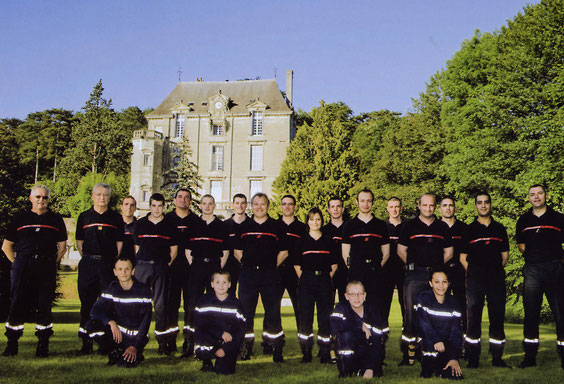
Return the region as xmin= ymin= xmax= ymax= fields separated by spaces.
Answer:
xmin=212 ymin=124 xmax=224 ymax=136
xmin=175 ymin=115 xmax=185 ymax=138
xmin=252 ymin=111 xmax=263 ymax=136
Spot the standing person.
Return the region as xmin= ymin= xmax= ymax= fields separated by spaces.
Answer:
xmin=330 ymin=281 xmax=386 ymax=378
xmin=397 ymin=193 xmax=453 ymax=366
xmin=294 ymin=208 xmax=339 ymax=363
xmin=516 ymin=184 xmax=564 ymax=369
xmin=76 ymin=183 xmax=124 ymax=354
xmin=460 ymin=192 xmax=510 ymax=368
xmin=193 ymin=270 xmax=245 ymax=375
xmin=184 ymin=195 xmax=229 ymax=356
xmin=165 ymin=188 xmax=201 ymax=356
xmin=234 ymin=193 xmax=288 ymax=362
xmin=120 ymin=196 xmax=137 ymax=263
xmin=342 ymin=189 xmax=390 ymax=311
xmin=86 ymin=257 xmax=152 ymax=368
xmin=323 ymin=196 xmax=347 ymax=305
xmin=1 ymin=185 xmax=67 ymax=357
xmin=224 ymin=193 xmax=250 ymax=297
xmin=416 ymin=270 xmax=463 ymax=379
xmin=133 ymin=193 xmax=178 ymax=354
xmin=438 ymin=197 xmax=468 ymax=345
xmin=277 ymin=195 xmax=306 ymax=332
xmin=382 ymin=197 xmax=406 ymax=326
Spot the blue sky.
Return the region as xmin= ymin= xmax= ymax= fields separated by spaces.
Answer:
xmin=0 ymin=0 xmax=538 ymax=119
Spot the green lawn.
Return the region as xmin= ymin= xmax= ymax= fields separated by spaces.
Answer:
xmin=0 ymin=273 xmax=562 ymax=383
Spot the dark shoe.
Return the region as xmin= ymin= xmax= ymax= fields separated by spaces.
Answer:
xmin=238 ymin=343 xmax=251 ymax=361
xmin=2 ymin=341 xmax=18 ymax=357
xmin=180 ymin=340 xmax=193 ymax=358
xmin=263 ymin=344 xmax=273 ymax=355
xmin=319 ymin=349 xmax=331 ymax=364
xmin=273 ymin=346 xmax=284 ymax=363
xmin=374 ymin=366 xmax=383 ymax=377
xmin=78 ymin=339 xmax=93 ymax=355
xmin=107 ymin=349 xmax=121 ymax=366
xmin=168 ymin=340 xmax=178 ymax=353
xmin=518 ymin=358 xmax=536 ymax=368
xmin=200 ymin=360 xmax=214 ymax=372
xmin=300 ymin=347 xmax=312 ymax=363
xmin=36 ymin=340 xmax=49 ymax=358
xmin=398 ymin=356 xmax=414 ymax=366
xmin=492 ymin=358 xmax=512 ymax=368
xmin=158 ymin=342 xmax=170 ymax=355
xmin=467 ymin=359 xmax=479 ymax=369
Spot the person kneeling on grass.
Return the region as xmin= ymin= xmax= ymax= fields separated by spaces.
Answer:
xmin=416 ymin=269 xmax=463 ymax=379
xmin=194 ymin=270 xmax=246 ymax=375
xmin=86 ymin=257 xmax=152 ymax=368
xmin=329 ymin=281 xmax=385 ymax=378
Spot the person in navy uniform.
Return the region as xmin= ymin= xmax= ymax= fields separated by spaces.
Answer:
xmin=86 ymin=257 xmax=152 ymax=368
xmin=133 ymin=193 xmax=178 ymax=354
xmin=294 ymin=208 xmax=338 ymax=363
xmin=120 ymin=196 xmax=137 ymax=263
xmin=1 ymin=185 xmax=67 ymax=357
xmin=165 ymin=188 xmax=202 ymax=356
xmin=416 ymin=269 xmax=463 ymax=379
xmin=277 ymin=195 xmax=306 ymax=331
xmin=342 ymin=189 xmax=390 ymax=312
xmin=76 ymin=183 xmax=125 ymax=354
xmin=330 ymin=281 xmax=386 ymax=378
xmin=234 ymin=192 xmax=288 ymax=362
xmin=323 ymin=196 xmax=347 ymax=306
xmin=397 ymin=193 xmax=453 ymax=366
xmin=460 ymin=192 xmax=510 ymax=368
xmin=194 ymin=270 xmax=245 ymax=375
xmin=438 ymin=197 xmax=468 ymax=351
xmin=224 ymin=193 xmax=250 ymax=297
xmin=516 ymin=184 xmax=564 ymax=369
xmin=184 ymin=195 xmax=229 ymax=355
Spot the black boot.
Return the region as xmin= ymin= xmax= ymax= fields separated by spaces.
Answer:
xmin=557 ymin=345 xmax=564 ymax=370
xmin=319 ymin=347 xmax=331 ymax=364
xmin=79 ymin=338 xmax=93 ymax=355
xmin=272 ymin=344 xmax=284 ymax=363
xmin=201 ymin=359 xmax=214 ymax=372
xmin=107 ymin=349 xmax=121 ymax=366
xmin=158 ymin=341 xmax=170 ymax=355
xmin=262 ymin=341 xmax=273 ymax=355
xmin=36 ymin=339 xmax=49 ymax=358
xmin=466 ymin=341 xmax=480 ymax=368
xmin=2 ymin=340 xmax=18 ymax=357
xmin=238 ymin=341 xmax=252 ymax=361
xmin=300 ymin=346 xmax=312 ymax=363
xmin=518 ymin=341 xmax=538 ymax=368
xmin=180 ymin=338 xmax=194 ymax=358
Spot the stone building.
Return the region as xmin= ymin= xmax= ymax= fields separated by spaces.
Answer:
xmin=130 ymin=70 xmax=295 ymax=216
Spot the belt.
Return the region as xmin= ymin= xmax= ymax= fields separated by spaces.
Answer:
xmin=83 ymin=254 xmax=102 ymax=260
xmin=304 ymin=270 xmax=327 ymax=276
xmin=194 ymin=257 xmax=218 ymax=263
xmin=18 ymin=253 xmax=51 ymax=260
xmin=136 ymin=259 xmax=156 ymax=264
xmin=408 ymin=264 xmax=433 ymax=271
xmin=243 ymin=265 xmax=274 ymax=271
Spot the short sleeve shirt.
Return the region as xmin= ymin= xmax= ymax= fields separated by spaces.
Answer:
xmin=516 ymin=207 xmax=564 ymax=263
xmin=235 ymin=216 xmax=288 ymax=269
xmin=461 ymin=218 xmax=509 ymax=268
xmin=342 ymin=215 xmax=389 ymax=265
xmin=186 ymin=216 xmax=229 ymax=260
xmin=6 ymin=209 xmax=67 ymax=256
xmin=133 ymin=214 xmax=178 ymax=263
xmin=322 ymin=221 xmax=346 ymax=269
xmin=398 ymin=216 xmax=452 ymax=268
xmin=76 ymin=207 xmax=124 ymax=261
xmin=295 ymin=233 xmax=339 ymax=272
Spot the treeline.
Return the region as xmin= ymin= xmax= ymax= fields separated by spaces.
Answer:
xmin=273 ymin=0 xmax=564 ymax=321
xmin=0 ymin=80 xmax=152 ymax=235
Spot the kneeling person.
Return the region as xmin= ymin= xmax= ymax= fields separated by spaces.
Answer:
xmin=194 ymin=271 xmax=246 ymax=375
xmin=87 ymin=257 xmax=152 ymax=367
xmin=416 ymin=270 xmax=463 ymax=379
xmin=330 ymin=281 xmax=385 ymax=378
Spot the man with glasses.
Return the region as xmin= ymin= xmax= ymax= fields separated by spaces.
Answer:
xmin=2 ymin=185 xmax=67 ymax=357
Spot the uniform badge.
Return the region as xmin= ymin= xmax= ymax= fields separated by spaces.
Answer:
xmin=36 ymin=228 xmax=40 ymax=232
xmin=98 ymin=226 xmax=103 ymax=231
xmin=257 ymin=234 xmax=262 ymax=239
xmin=364 ymin=237 xmax=369 ymax=242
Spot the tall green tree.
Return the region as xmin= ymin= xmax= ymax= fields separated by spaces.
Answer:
xmin=273 ymin=101 xmax=361 ymax=219
xmin=119 ymin=106 xmax=147 ymax=135
xmin=60 ymin=80 xmax=131 ymax=178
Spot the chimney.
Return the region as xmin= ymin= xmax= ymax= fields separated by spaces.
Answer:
xmin=286 ymin=70 xmax=293 ymax=107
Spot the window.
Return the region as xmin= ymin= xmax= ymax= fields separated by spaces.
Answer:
xmin=250 ymin=180 xmax=262 ymax=198
xmin=211 ymin=145 xmax=224 ymax=171
xmin=142 ymin=191 xmax=150 ymax=202
xmin=175 ymin=115 xmax=185 ymax=138
xmin=143 ymin=154 xmax=151 ymax=167
xmin=252 ymin=111 xmax=263 ymax=135
xmin=211 ymin=180 xmax=222 ymax=202
xmin=250 ymin=145 xmax=263 ymax=171
xmin=212 ymin=124 xmax=224 ymax=136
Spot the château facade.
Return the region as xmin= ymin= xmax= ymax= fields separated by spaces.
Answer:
xmin=130 ymin=70 xmax=295 ymax=216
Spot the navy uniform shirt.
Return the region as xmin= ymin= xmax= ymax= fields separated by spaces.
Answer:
xmin=224 ymin=214 xmax=251 ymax=260
xmin=461 ymin=218 xmax=509 ymax=268
xmin=6 ymin=209 xmax=67 ymax=256
xmin=235 ymin=216 xmax=288 ymax=269
xmin=193 ymin=292 xmax=245 ymax=349
xmin=133 ymin=214 xmax=178 ymax=263
xmin=446 ymin=219 xmax=468 ymax=268
xmin=398 ymin=217 xmax=452 ymax=268
xmin=385 ymin=219 xmax=404 ymax=270
xmin=90 ymin=277 xmax=152 ymax=350
xmin=279 ymin=218 xmax=307 ymax=266
xmin=415 ymin=289 xmax=462 ymax=359
xmin=322 ymin=221 xmax=347 ymax=269
xmin=121 ymin=218 xmax=137 ymax=261
xmin=342 ymin=215 xmax=389 ymax=266
xmin=76 ymin=207 xmax=124 ymax=262
xmin=187 ymin=216 xmax=229 ymax=261
xmin=330 ymin=300 xmax=386 ymax=340
xmin=295 ymin=233 xmax=339 ymax=272
xmin=165 ymin=211 xmax=202 ymax=268
xmin=516 ymin=206 xmax=564 ymax=263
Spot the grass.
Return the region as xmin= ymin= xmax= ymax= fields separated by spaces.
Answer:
xmin=0 ymin=273 xmax=562 ymax=383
